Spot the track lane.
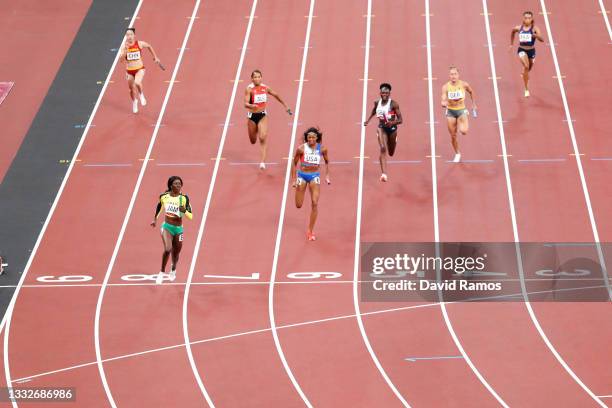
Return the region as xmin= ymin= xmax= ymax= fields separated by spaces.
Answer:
xmin=353 ymin=0 xmax=502 ymax=406
xmin=0 ymin=0 xmax=91 ymax=182
xmin=95 ymin=0 xmax=258 ymax=406
xmin=270 ymin=0 xmax=412 ymax=406
xmin=182 ymin=1 xmax=312 ymax=405
xmin=3 ymin=0 xmax=194 ymax=404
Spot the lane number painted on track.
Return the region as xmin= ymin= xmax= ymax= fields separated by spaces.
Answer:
xmin=535 ymin=268 xmax=591 ymax=277
xmin=37 ymin=275 xmax=93 ymax=283
xmin=287 ymin=272 xmax=342 ymax=279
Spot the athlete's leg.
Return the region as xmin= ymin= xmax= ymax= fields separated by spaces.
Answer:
xmin=446 ymin=116 xmax=459 ymax=154
xmin=457 ymin=112 xmax=469 ymax=136
xmin=528 ymin=57 xmax=535 ymax=72
xmin=171 ymin=232 xmax=183 ymax=271
xmin=377 ymin=128 xmax=388 ymax=175
xmin=134 ymin=69 xmax=146 ymax=96
xmin=160 ymin=228 xmax=173 ymax=272
xmin=295 ymin=179 xmax=307 ymax=208
xmin=519 ymin=52 xmax=530 ymax=90
xmin=247 ymin=118 xmax=258 ymax=144
xmin=308 ymin=181 xmax=320 ymax=234
xmin=387 ymin=129 xmax=398 ymax=157
xmin=257 ymin=115 xmax=269 ymax=165
xmin=127 ymin=74 xmax=136 ymax=101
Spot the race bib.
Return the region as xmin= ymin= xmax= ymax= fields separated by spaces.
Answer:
xmin=253 ymin=93 xmax=267 ymax=104
xmin=304 ymin=153 xmax=320 ymax=165
xmin=448 ymin=90 xmax=464 ymax=100
xmin=127 ymin=51 xmax=141 ymax=61
xmin=519 ymin=33 xmax=532 ymax=43
xmin=165 ymin=203 xmax=180 ymax=216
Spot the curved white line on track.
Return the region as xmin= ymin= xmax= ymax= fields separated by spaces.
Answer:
xmin=352 ymin=1 xmax=411 ymax=406
xmin=1 ymin=1 xmax=146 ymax=407
xmin=423 ymin=0 xmax=509 ymax=406
xmin=181 ymin=1 xmax=258 ymax=406
xmin=483 ymin=0 xmax=607 ymax=406
xmin=267 ymin=0 xmax=316 ymax=406
xmin=92 ymin=1 xmax=205 ymax=406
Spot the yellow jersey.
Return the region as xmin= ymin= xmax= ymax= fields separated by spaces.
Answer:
xmin=156 ymin=193 xmax=193 ymax=220
xmin=446 ymin=81 xmax=466 ymax=110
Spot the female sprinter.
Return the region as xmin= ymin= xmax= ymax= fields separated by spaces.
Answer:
xmin=244 ymin=70 xmax=293 ymax=170
xmin=151 ymin=176 xmax=192 ymax=284
xmin=120 ymin=27 xmax=163 ymax=113
xmin=292 ymin=127 xmax=330 ymax=241
xmin=441 ymin=66 xmax=476 ymax=163
xmin=510 ymin=11 xmax=545 ymax=97
xmin=364 ymin=83 xmax=403 ymax=182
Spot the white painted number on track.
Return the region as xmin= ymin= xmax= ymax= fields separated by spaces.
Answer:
xmin=37 ymin=275 xmax=93 ymax=283
xmin=203 ymin=273 xmax=260 ymax=280
xmin=535 ymin=269 xmax=591 ymax=277
xmin=120 ymin=274 xmax=159 ymax=281
xmin=287 ymin=272 xmax=342 ymax=279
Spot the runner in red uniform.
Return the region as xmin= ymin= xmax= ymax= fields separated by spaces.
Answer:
xmin=119 ymin=27 xmax=163 ymax=113
xmin=244 ymin=70 xmax=293 ymax=170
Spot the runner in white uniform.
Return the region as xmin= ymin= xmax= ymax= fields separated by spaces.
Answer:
xmin=364 ymin=83 xmax=403 ymax=182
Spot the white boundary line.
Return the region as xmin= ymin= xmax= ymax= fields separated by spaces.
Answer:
xmin=9 ymin=284 xmax=605 ymax=386
xmin=597 ymin=0 xmax=612 ymax=41
xmin=267 ymin=0 xmax=316 ymax=406
xmin=540 ymin=0 xmax=612 ymax=300
xmin=181 ymin=1 xmax=258 ymax=406
xmin=483 ymin=0 xmax=607 ymax=406
xmin=352 ymin=1 xmax=411 ymax=406
xmin=1 ymin=1 xmax=147 ymax=407
xmin=91 ymin=0 xmax=204 ymax=406
xmin=425 ymin=1 xmax=508 ymax=406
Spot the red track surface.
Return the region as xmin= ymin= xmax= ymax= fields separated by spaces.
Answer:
xmin=2 ymin=0 xmax=611 ymax=407
xmin=0 ymin=0 xmax=92 ymax=182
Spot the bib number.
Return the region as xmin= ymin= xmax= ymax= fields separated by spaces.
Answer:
xmin=304 ymin=153 xmax=320 ymax=164
xmin=519 ymin=33 xmax=532 ymax=43
xmin=448 ymin=90 xmax=464 ymax=100
xmin=253 ymin=93 xmax=267 ymax=104
xmin=127 ymin=51 xmax=141 ymax=61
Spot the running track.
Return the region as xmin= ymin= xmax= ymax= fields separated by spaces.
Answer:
xmin=2 ymin=0 xmax=611 ymax=406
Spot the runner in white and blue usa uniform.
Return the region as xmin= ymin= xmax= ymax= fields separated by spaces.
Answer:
xmin=292 ymin=127 xmax=330 ymax=241
xmin=510 ymin=11 xmax=545 ymax=97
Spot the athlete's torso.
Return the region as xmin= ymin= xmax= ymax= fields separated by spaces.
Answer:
xmin=300 ymin=143 xmax=322 ymax=172
xmin=248 ymin=83 xmax=268 ymax=112
xmin=159 ymin=193 xmax=185 ymax=219
xmin=125 ymin=41 xmax=144 ymax=70
xmin=446 ymin=81 xmax=466 ymax=110
xmin=518 ymin=25 xmax=536 ymax=48
xmin=376 ymin=99 xmax=396 ymax=124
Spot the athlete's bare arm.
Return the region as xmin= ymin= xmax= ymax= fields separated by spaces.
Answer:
xmin=463 ymin=81 xmax=476 ymax=109
xmin=244 ymin=87 xmax=257 ymax=110
xmin=267 ymin=87 xmax=292 ymax=115
xmin=363 ymin=101 xmax=378 ymax=126
xmin=509 ymin=26 xmax=520 ymax=46
xmin=533 ymin=26 xmax=545 ymax=42
xmin=441 ymin=83 xmax=449 ymax=108
xmin=322 ymin=146 xmax=330 ymax=184
xmin=390 ymin=101 xmax=403 ymax=126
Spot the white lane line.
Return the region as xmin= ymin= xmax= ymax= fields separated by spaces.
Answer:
xmin=92 ymin=1 xmax=204 ymax=406
xmin=353 ymin=1 xmax=411 ymax=406
xmin=10 ymin=284 xmax=605 ymax=385
xmin=1 ymin=1 xmax=148 ymax=407
xmin=425 ymin=1 xmax=508 ymax=406
xmin=267 ymin=1 xmax=316 ymax=406
xmin=597 ymin=0 xmax=612 ymax=41
xmin=485 ymin=0 xmax=607 ymax=406
xmin=541 ymin=0 xmax=612 ymax=300
xmin=180 ymin=1 xmax=258 ymax=406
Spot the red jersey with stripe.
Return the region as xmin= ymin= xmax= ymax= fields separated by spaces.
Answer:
xmin=125 ymin=41 xmax=144 ymax=70
xmin=248 ymin=83 xmax=268 ymax=111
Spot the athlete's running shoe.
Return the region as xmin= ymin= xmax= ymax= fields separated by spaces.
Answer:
xmin=132 ymin=99 xmax=139 ymax=113
xmin=524 ymin=89 xmax=530 ymax=98
xmin=155 ymin=272 xmax=164 ymax=284
xmin=307 ymin=231 xmax=316 ymax=241
xmin=380 ymin=173 xmax=388 ymax=182
xmin=453 ymin=153 xmax=461 ymax=163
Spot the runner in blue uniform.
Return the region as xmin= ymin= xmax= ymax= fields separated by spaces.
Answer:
xmin=510 ymin=11 xmax=545 ymax=97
